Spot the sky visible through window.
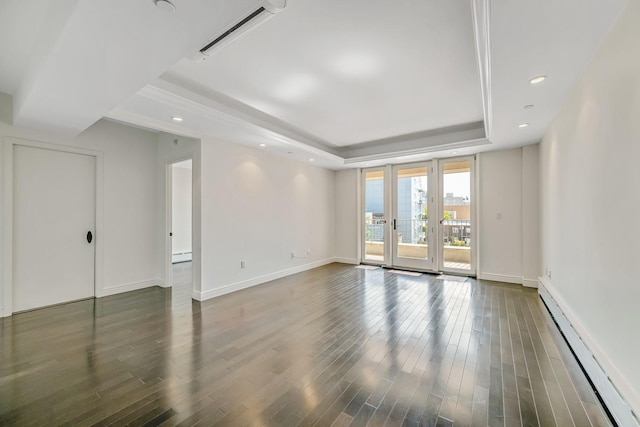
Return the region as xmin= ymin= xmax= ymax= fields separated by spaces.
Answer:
xmin=444 ymin=172 xmax=470 ymax=199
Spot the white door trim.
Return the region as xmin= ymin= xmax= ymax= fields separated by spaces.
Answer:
xmin=2 ymin=137 xmax=104 ymax=316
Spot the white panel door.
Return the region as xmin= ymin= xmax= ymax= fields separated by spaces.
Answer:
xmin=13 ymin=145 xmax=96 ymax=312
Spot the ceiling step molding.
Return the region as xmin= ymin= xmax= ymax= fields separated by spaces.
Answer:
xmin=471 ymin=0 xmax=493 ymax=142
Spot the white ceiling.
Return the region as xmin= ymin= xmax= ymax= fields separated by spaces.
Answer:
xmin=0 ymin=0 xmax=629 ymax=169
xmin=167 ymin=0 xmax=483 ymax=147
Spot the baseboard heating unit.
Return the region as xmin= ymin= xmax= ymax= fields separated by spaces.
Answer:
xmin=538 ymin=278 xmax=639 ymax=427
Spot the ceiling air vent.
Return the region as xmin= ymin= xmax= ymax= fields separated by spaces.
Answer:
xmin=192 ymin=0 xmax=286 ymax=61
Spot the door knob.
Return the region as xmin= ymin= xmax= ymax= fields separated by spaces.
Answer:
xmin=87 ymin=231 xmax=93 ymax=243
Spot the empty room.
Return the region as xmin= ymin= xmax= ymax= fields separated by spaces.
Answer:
xmin=1 ymin=0 xmax=639 ymax=426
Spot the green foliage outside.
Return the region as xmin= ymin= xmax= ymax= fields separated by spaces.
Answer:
xmin=448 ymin=236 xmax=469 ymax=247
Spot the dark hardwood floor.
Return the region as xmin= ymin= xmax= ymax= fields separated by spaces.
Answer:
xmin=0 ymin=263 xmax=611 ymax=426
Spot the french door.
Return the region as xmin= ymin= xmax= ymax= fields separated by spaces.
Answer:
xmin=362 ymin=168 xmax=388 ymax=264
xmin=439 ymin=157 xmax=475 ymax=275
xmin=361 ymin=157 xmax=475 ymax=275
xmin=391 ymin=162 xmax=434 ymax=270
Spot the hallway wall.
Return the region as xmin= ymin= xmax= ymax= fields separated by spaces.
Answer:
xmin=539 ymin=0 xmax=640 ymax=414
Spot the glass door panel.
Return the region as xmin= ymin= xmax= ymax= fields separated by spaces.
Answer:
xmin=363 ymin=168 xmax=386 ymax=264
xmin=440 ymin=158 xmax=474 ymax=274
xmin=391 ymin=163 xmax=434 ymax=271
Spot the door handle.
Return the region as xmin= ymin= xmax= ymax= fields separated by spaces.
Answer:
xmin=393 ymin=219 xmax=397 ymax=230
xmin=439 ymin=218 xmax=446 ymax=224
xmin=87 ymin=231 xmax=93 ymax=244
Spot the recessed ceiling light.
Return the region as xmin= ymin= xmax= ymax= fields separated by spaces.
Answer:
xmin=309 ymin=158 xmax=315 ymax=162
xmin=518 ymin=123 xmax=529 ymax=128
xmin=524 ymin=104 xmax=534 ymax=109
xmin=259 ymin=143 xmax=266 ymax=147
xmin=451 ymin=151 xmax=458 ymax=155
xmin=154 ymin=0 xmax=176 ymax=12
xmin=529 ymin=76 xmax=547 ymax=85
xmin=171 ymin=116 xmax=183 ymax=122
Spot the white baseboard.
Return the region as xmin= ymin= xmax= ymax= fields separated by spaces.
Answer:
xmin=522 ymin=278 xmax=538 ymax=288
xmin=333 ymin=257 xmax=359 ymax=265
xmin=477 ymin=272 xmax=522 ymax=284
xmin=157 ymin=280 xmax=169 ymax=288
xmin=539 ymin=277 xmax=640 ymax=427
xmin=0 ymin=308 xmax=5 ymax=318
xmin=172 ymin=252 xmax=192 ymax=263
xmin=193 ymin=258 xmax=336 ymax=301
xmin=99 ymin=279 xmax=160 ymax=297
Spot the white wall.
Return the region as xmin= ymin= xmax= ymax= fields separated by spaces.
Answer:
xmin=0 ymin=94 xmax=7 ymax=316
xmin=1 ymin=95 xmax=160 ymax=315
xmin=89 ymin=122 xmax=158 ymax=292
xmin=198 ymin=138 xmax=335 ymax=300
xmin=172 ymin=164 xmax=192 ymax=255
xmin=521 ymin=145 xmax=539 ymax=286
xmin=334 ymin=169 xmax=359 ymax=263
xmin=539 ymin=0 xmax=640 ymax=414
xmin=477 ymin=147 xmax=539 ymax=285
xmin=478 ymin=149 xmax=523 ymax=282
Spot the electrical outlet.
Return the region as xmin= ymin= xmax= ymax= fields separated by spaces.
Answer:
xmin=548 ymin=270 xmax=552 ymax=279
xmin=240 ymin=260 xmax=246 ymax=268
xmin=290 ymin=252 xmax=295 ymax=259
xmin=307 ymin=248 xmax=311 ymax=255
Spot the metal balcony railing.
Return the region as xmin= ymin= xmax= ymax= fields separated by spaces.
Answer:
xmin=442 ymin=219 xmax=471 ymax=246
xmin=365 ymin=222 xmax=385 ymax=242
xmin=365 ymin=218 xmax=471 ymax=246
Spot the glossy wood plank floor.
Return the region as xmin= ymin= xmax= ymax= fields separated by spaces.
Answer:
xmin=0 ymin=263 xmax=612 ymax=426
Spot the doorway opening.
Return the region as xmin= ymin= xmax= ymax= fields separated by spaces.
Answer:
xmin=171 ymin=160 xmax=192 ymax=264
xmin=167 ymin=159 xmax=193 ymax=299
